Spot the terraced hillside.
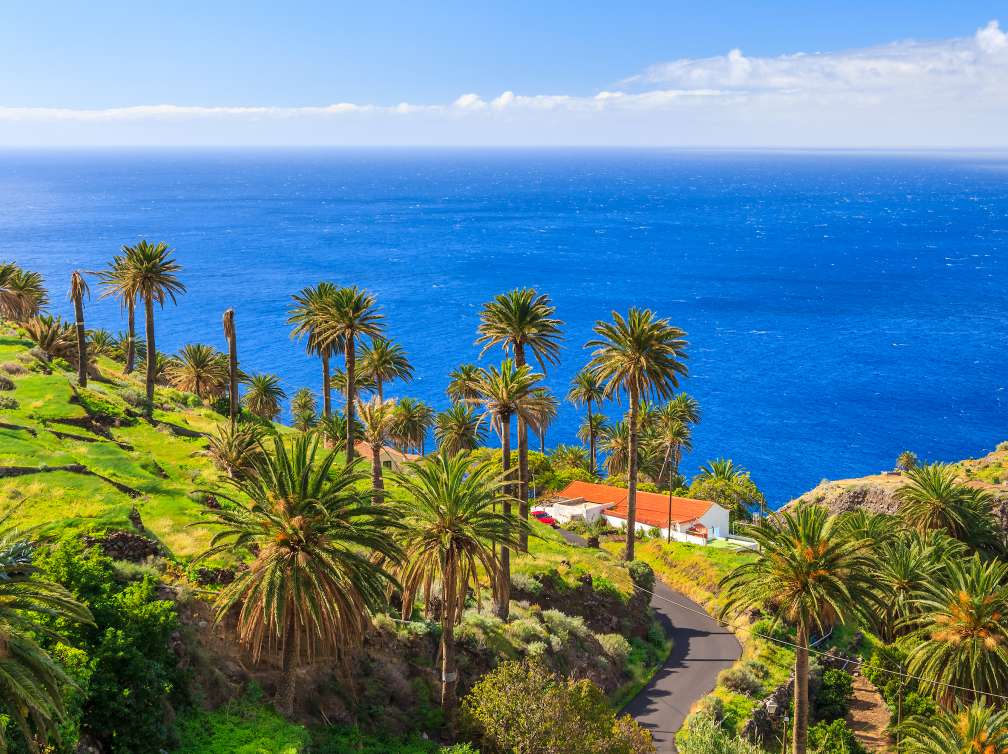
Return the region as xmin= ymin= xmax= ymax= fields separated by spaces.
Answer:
xmin=0 ymin=333 xmax=239 ymax=556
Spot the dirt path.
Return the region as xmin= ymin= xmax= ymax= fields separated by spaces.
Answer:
xmin=847 ymin=674 xmax=893 ymax=753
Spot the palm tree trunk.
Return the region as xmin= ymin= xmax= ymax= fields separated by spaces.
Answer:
xmin=515 ymin=347 xmax=530 ymax=550
xmin=143 ymin=296 xmax=155 ymax=412
xmin=73 ymin=293 xmax=87 ymax=387
xmin=124 ymin=300 xmax=136 ymax=374
xmin=376 ymin=378 xmax=383 ymax=403
xmin=793 ymin=623 xmax=810 ymax=754
xmin=345 ymin=338 xmax=356 ymax=464
xmin=224 ymin=309 xmax=238 ymax=421
xmin=440 ymin=566 xmax=459 ymax=733
xmin=625 ymin=385 xmax=639 ymax=561
xmin=321 ymin=352 xmax=331 ymax=418
xmin=667 ymin=462 xmax=674 ymax=544
xmin=278 ymin=617 xmax=298 ymax=717
xmin=495 ymin=415 xmax=512 ymax=620
xmin=371 ymin=441 xmax=384 ymax=504
xmin=588 ymin=399 xmax=596 ymax=475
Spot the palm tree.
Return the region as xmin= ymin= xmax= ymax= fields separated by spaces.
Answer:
xmin=719 ymin=505 xmax=871 ymax=754
xmin=551 ymin=444 xmax=591 ymax=471
xmin=290 ymin=388 xmax=317 ymax=431
xmin=577 ymin=413 xmax=609 ymax=472
xmin=601 ymin=419 xmax=631 ymax=477
xmin=446 ymin=363 xmax=483 ymax=403
xmin=121 ymin=240 xmax=185 ymax=409
xmin=865 ymin=532 xmax=944 ymax=643
xmin=197 ymin=434 xmax=400 ymax=715
xmin=96 ymin=251 xmax=138 ymax=372
xmin=567 ymin=368 xmax=605 ymax=474
xmin=242 ymin=374 xmax=286 ymax=421
xmin=391 ymin=452 xmax=526 ymax=727
xmin=897 ymin=463 xmax=999 ymax=550
xmin=477 ymin=288 xmax=563 ymax=541
xmin=0 ymin=513 xmax=93 ymax=751
xmin=434 ymin=403 xmax=486 ymax=456
xmin=288 ymin=283 xmax=340 ymax=419
xmin=87 ymin=329 xmax=119 ymax=359
xmin=360 ymin=336 xmax=413 ymax=401
xmin=205 ymin=421 xmax=265 ymax=479
xmin=222 ymin=309 xmax=239 ymax=421
xmin=586 ymin=308 xmax=688 ymax=561
xmin=330 ymin=367 xmax=377 ymax=402
xmin=68 ymin=271 xmax=90 ymax=386
xmin=651 ymin=414 xmax=692 ymax=542
xmin=905 ymin=554 xmax=1008 ymax=709
xmin=902 ymin=702 xmax=1008 ymax=753
xmin=0 ymin=263 xmax=46 ymax=323
xmin=357 ymin=396 xmax=399 ymax=501
xmin=472 ymin=359 xmax=543 ymax=618
xmin=528 ymin=387 xmax=559 ymax=455
xmin=694 ymin=458 xmax=766 ymax=520
xmin=393 ymin=397 xmax=435 ymax=455
xmin=315 ymin=286 xmax=384 ymax=465
xmin=166 ymin=344 xmax=229 ymax=402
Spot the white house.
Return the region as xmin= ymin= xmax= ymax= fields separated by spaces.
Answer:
xmin=555 ymin=480 xmax=729 ymax=545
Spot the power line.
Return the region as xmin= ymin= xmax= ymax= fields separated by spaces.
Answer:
xmin=629 ymin=580 xmax=1008 ymax=704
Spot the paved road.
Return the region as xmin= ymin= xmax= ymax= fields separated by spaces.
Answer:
xmin=624 ymin=581 xmax=742 ymax=752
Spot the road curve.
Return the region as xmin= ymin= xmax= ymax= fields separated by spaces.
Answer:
xmin=624 ymin=581 xmax=742 ymax=752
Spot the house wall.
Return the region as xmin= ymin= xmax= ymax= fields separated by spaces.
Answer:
xmin=696 ymin=504 xmax=730 ymax=540
xmin=601 ymin=515 xmax=710 ymax=546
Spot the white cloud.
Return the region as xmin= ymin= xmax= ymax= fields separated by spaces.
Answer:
xmin=0 ymin=21 xmax=1005 ymax=146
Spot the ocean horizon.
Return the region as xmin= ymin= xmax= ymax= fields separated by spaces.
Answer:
xmin=3 ymin=147 xmax=1006 ymax=506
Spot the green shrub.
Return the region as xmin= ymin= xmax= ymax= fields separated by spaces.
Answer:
xmin=628 ymin=560 xmax=655 ymax=592
xmin=175 ymin=699 xmax=309 ymax=753
xmin=507 ymin=616 xmax=548 ymax=644
xmin=807 ymin=719 xmax=868 ymax=754
xmin=51 ymin=356 xmax=73 ymax=372
xmin=510 ymin=572 xmax=542 ymax=595
xmin=0 ymin=395 xmax=18 ymax=410
xmin=815 ymin=669 xmax=854 ymax=722
xmin=540 ymin=609 xmax=589 ymax=645
xmin=677 ymin=713 xmax=761 ymax=754
xmin=0 ymin=375 xmax=14 ymax=390
xmin=718 ymin=663 xmax=763 ymax=696
xmin=597 ymin=633 xmax=632 ymax=667
xmin=74 ymin=387 xmax=133 ymax=423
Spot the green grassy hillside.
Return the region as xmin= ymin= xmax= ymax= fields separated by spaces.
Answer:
xmin=0 ymin=333 xmax=235 ymax=556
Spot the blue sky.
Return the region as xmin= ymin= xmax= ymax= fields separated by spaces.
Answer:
xmin=1 ymin=2 xmax=1006 ymax=146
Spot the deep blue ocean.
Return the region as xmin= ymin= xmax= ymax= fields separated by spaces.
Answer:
xmin=1 ymin=148 xmax=1006 ymax=505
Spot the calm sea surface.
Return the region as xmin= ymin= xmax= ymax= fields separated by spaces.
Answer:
xmin=1 ymin=148 xmax=1006 ymax=505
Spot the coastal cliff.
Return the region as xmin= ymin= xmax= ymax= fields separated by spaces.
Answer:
xmin=786 ymin=442 xmax=1008 ymax=525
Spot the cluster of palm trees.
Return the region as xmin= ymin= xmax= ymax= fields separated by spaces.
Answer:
xmin=197 ymin=433 xmax=527 ymax=731
xmin=720 ymin=462 xmax=1008 ymax=754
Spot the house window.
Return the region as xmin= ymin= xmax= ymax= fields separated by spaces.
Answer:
xmin=382 ymin=460 xmax=392 ymax=469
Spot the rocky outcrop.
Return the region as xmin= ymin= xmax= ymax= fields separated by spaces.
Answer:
xmin=83 ymin=530 xmax=161 ymax=562
xmin=787 ymin=479 xmax=902 ymax=516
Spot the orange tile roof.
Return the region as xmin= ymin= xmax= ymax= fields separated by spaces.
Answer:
xmin=558 ymin=480 xmax=714 ymax=528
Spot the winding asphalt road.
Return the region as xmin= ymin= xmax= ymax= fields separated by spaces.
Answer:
xmin=624 ymin=581 xmax=742 ymax=752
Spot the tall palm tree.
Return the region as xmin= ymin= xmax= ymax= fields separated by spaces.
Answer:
xmin=651 ymin=414 xmax=692 ymax=542
xmin=865 ymin=532 xmax=945 ymax=643
xmin=222 ymin=309 xmax=239 ymax=421
xmin=0 ymin=514 xmax=94 ymax=751
xmin=586 ymin=308 xmax=687 ymax=561
xmin=96 ymin=252 xmax=138 ymax=373
xmin=315 ymin=286 xmax=384 ymax=465
xmin=393 ymin=397 xmax=435 ymax=455
xmin=359 ymin=336 xmax=413 ymax=401
xmin=0 ymin=263 xmax=46 ymax=323
xmin=357 ymin=396 xmax=399 ymax=501
xmin=905 ymin=554 xmax=1008 ymax=709
xmin=528 ymin=387 xmax=559 ymax=455
xmin=434 ymin=403 xmax=486 ymax=456
xmin=567 ymin=368 xmax=605 ymax=474
xmin=719 ymin=505 xmax=871 ymax=754
xmin=166 ymin=344 xmax=229 ymax=402
xmin=121 ymin=240 xmax=185 ymax=409
xmin=446 ymin=363 xmax=483 ymax=403
xmin=577 ymin=413 xmax=609 ymax=473
xmin=472 ymin=359 xmax=543 ymax=619
xmin=903 ymin=702 xmax=1008 ymax=754
xmin=288 ymin=283 xmax=340 ymax=419
xmin=477 ymin=288 xmax=563 ymax=541
xmin=68 ymin=270 xmax=90 ymax=386
xmin=391 ymin=452 xmax=526 ymax=727
xmin=897 ymin=464 xmax=999 ymax=551
xmin=242 ymin=373 xmax=286 ymax=422
xmin=197 ymin=434 xmax=401 ymax=715
xmin=601 ymin=419 xmax=631 ymax=477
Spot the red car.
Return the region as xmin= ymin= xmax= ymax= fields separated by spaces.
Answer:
xmin=531 ymin=510 xmax=557 ymax=527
